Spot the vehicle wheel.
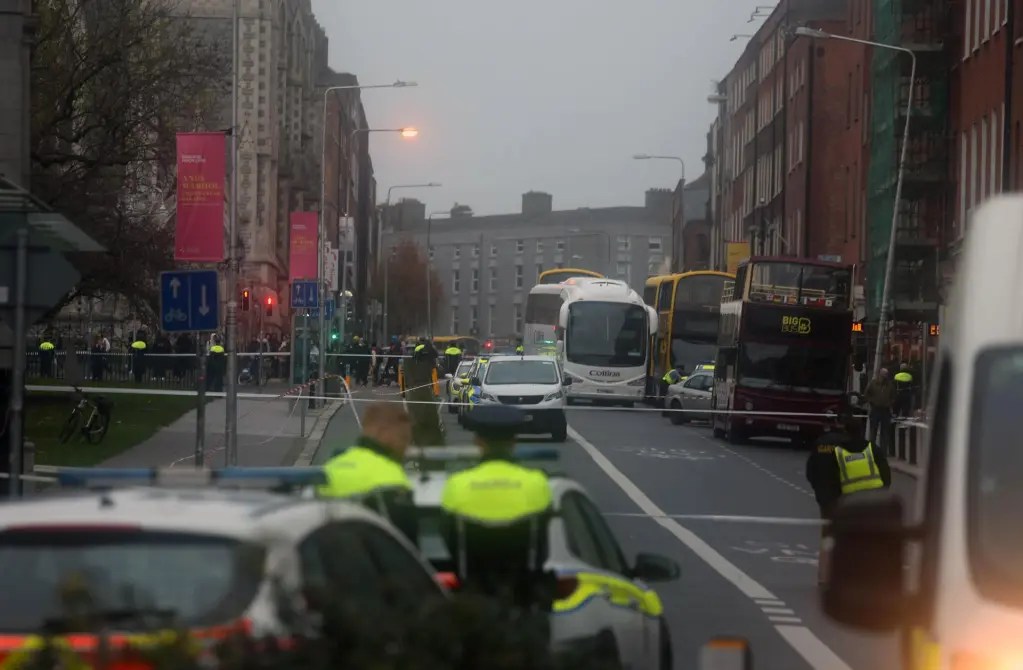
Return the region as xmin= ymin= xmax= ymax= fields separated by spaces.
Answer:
xmin=659 ymin=618 xmax=673 ymax=670
xmin=727 ymin=423 xmax=746 ymax=445
xmin=59 ymin=410 xmax=80 ymax=443
xmin=84 ymin=408 xmax=111 ymax=444
xmin=592 ymin=631 xmax=623 ymax=670
xmin=551 ymin=421 xmax=568 ymax=443
xmin=669 ymin=399 xmax=687 ymax=425
xmin=712 ymin=423 xmax=726 ymax=438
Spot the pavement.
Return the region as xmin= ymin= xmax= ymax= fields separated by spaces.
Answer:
xmin=100 ymin=382 xmax=343 ymax=469
xmin=311 ymin=390 xmax=917 ymax=670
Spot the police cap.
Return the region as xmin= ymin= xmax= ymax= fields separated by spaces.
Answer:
xmin=466 ymin=404 xmax=525 ymax=441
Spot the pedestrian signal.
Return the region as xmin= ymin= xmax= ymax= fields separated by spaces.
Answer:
xmin=242 ymin=289 xmax=250 ymax=311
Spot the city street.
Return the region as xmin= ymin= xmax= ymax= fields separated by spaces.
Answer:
xmin=318 ymin=392 xmax=913 ymax=670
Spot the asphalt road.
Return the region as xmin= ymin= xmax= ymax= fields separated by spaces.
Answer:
xmin=316 ymin=390 xmax=914 ymax=670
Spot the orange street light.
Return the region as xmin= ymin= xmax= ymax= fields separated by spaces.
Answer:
xmin=400 ymin=127 xmax=419 ymax=138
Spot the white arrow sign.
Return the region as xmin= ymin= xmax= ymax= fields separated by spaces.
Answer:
xmin=169 ymin=277 xmax=181 ymax=299
xmin=198 ymin=285 xmax=210 ymax=316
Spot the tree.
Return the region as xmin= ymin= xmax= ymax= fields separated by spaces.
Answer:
xmin=30 ymin=0 xmax=227 ymax=322
xmin=370 ymin=238 xmax=445 ymax=337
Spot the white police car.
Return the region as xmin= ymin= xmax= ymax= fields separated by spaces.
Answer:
xmin=472 ymin=356 xmax=571 ymax=442
xmin=0 ymin=468 xmax=446 ymax=664
xmin=407 ymin=447 xmax=677 ymax=670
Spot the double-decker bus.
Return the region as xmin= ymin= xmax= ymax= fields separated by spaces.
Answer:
xmin=537 ymin=267 xmax=603 ymax=285
xmin=711 ymin=257 xmax=854 ymax=445
xmin=643 ymin=271 xmax=734 ymax=402
xmin=555 ymin=278 xmax=657 ymax=406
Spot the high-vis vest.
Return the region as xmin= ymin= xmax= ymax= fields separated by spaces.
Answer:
xmin=894 ymin=371 xmax=913 ymax=384
xmin=130 ymin=340 xmax=146 ymax=351
xmin=445 ymin=346 xmax=462 ymax=356
xmin=414 ymin=344 xmax=425 ymax=353
xmin=442 ymin=460 xmax=552 ymax=525
xmin=515 ymin=346 xmax=524 ymax=354
xmin=834 ymin=442 xmax=884 ymax=495
xmin=210 ymin=345 xmax=225 ymax=354
xmin=318 ymin=446 xmax=411 ymax=513
xmin=38 ymin=341 xmax=54 ymax=351
xmin=662 ymin=369 xmax=682 ymax=385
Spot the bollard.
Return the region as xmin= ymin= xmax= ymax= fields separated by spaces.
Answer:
xmin=22 ymin=441 xmax=35 ymax=496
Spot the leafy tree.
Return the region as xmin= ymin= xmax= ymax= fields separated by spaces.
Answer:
xmin=30 ymin=0 xmax=226 ymax=322
xmin=370 ymin=238 xmax=445 ymax=337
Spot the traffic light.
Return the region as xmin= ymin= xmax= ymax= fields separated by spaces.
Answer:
xmin=330 ymin=329 xmax=339 ymax=342
xmin=265 ymin=295 xmax=273 ymax=316
xmin=242 ymin=289 xmax=250 ymax=311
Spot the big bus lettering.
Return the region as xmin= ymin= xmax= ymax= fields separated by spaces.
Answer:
xmin=780 ymin=316 xmax=812 ymax=335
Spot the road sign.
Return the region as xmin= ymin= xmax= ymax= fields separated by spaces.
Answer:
xmin=305 ymin=298 xmax=335 ymax=319
xmin=324 ymin=248 xmax=339 ymax=292
xmin=0 ymin=247 xmax=81 ymax=328
xmin=291 ymin=280 xmax=318 ymax=308
xmin=159 ymin=270 xmax=219 ymax=332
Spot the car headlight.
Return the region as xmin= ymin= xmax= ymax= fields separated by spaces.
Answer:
xmin=543 ymin=389 xmax=563 ymax=402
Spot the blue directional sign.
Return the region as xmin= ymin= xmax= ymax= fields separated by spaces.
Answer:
xmin=305 ymin=298 xmax=335 ymax=320
xmin=160 ymin=270 xmax=219 ymax=333
xmin=291 ymin=280 xmax=319 ymax=309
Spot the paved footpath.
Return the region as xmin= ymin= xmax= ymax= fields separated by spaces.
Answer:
xmin=100 ymin=383 xmax=342 ymax=468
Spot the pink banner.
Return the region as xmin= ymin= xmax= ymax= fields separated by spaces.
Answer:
xmin=289 ymin=211 xmax=318 ymax=280
xmin=174 ymin=132 xmax=226 ymax=262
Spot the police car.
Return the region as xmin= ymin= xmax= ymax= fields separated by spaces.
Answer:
xmin=664 ymin=370 xmax=714 ymax=425
xmin=455 ymin=356 xmax=492 ymax=425
xmin=407 ymin=447 xmax=677 ymax=670
xmin=0 ymin=468 xmax=446 ymax=666
xmin=444 ymin=358 xmax=474 ymax=414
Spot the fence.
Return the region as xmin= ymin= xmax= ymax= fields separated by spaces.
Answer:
xmin=889 ymin=419 xmax=928 ymax=477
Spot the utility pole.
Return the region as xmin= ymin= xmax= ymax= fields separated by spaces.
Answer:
xmin=224 ymin=0 xmax=240 ymax=465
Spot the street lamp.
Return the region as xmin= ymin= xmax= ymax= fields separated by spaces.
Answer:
xmin=381 ymin=182 xmax=442 ymax=340
xmin=634 ymin=154 xmax=686 ymax=271
xmin=426 ymin=210 xmax=449 ymax=340
xmin=730 ymin=34 xmax=753 ymax=41
xmin=316 ymin=80 xmax=415 ymax=402
xmin=794 ymin=26 xmax=916 ymax=378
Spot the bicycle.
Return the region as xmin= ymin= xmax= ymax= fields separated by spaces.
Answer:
xmin=58 ymin=386 xmax=113 ymax=445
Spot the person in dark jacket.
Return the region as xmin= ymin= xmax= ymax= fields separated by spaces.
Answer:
xmin=806 ymin=409 xmax=891 ymax=583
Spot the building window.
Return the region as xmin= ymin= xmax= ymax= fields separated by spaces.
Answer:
xmin=617 ymin=235 xmax=631 ymax=250
xmin=470 ymin=306 xmax=479 ymax=332
xmin=471 ymin=268 xmax=479 ymax=293
xmin=616 ymin=262 xmax=630 ymax=280
xmin=980 ymin=116 xmax=988 ymax=199
xmin=451 ymin=308 xmax=459 ymax=333
xmin=488 ymin=310 xmax=496 ymax=338
xmin=514 ymin=305 xmax=523 ymax=333
xmin=971 ymin=123 xmax=979 ymax=211
xmin=452 ymin=269 xmax=460 ymax=294
xmin=536 ymin=264 xmax=543 ymax=281
xmin=453 ymin=246 xmax=461 ymax=260
xmin=648 ymin=260 xmax=659 ymax=275
xmin=648 ymin=237 xmax=662 ymax=252
xmin=472 ymin=243 xmax=480 ymax=258
xmin=959 ymin=130 xmax=968 ymax=235
xmin=965 ymin=0 xmax=974 ymax=58
xmin=515 ymin=265 xmax=523 ymax=289
xmin=489 ymin=267 xmax=498 ymax=291
xmin=991 ymin=108 xmax=1000 ymax=195
xmin=490 ymin=244 xmax=498 ymax=257
xmin=516 ymin=239 xmax=524 ymax=253
xmin=536 ymin=239 xmax=544 ymax=254
xmin=428 ymin=245 xmax=434 ymax=261
xmin=556 ymin=239 xmax=565 ymax=252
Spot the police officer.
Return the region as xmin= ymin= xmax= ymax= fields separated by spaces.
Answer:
xmin=443 ymin=343 xmax=462 ymax=374
xmin=130 ymin=333 xmax=147 ymax=383
xmin=440 ymin=405 xmax=554 ymax=614
xmin=515 ymin=342 xmax=524 ymax=355
xmin=893 ymin=363 xmax=914 ymax=418
xmin=660 ymin=362 xmax=686 ymax=396
xmin=207 ymin=339 xmax=226 ymax=392
xmin=38 ymin=334 xmax=56 ymax=378
xmin=318 ymin=403 xmax=418 ymax=542
xmin=806 ymin=408 xmax=891 ymax=584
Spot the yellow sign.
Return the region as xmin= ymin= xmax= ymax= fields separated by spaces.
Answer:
xmin=725 ymin=241 xmax=751 ymax=274
xmin=929 ymin=324 xmax=940 ymax=337
xmin=781 ymin=316 xmax=812 ymax=335
xmin=852 ymin=322 xmax=863 ymax=333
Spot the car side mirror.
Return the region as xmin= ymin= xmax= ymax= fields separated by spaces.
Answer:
xmin=444 ymin=373 xmax=453 ymax=380
xmin=632 ymin=552 xmax=680 ymax=582
xmin=562 ymin=376 xmax=573 ymax=386
xmin=822 ymin=491 xmax=908 ymax=631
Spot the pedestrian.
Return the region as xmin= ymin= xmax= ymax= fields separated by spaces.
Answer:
xmin=439 ymin=404 xmax=555 ymax=617
xmin=863 ymin=367 xmax=896 ymax=451
xmin=893 ymin=363 xmax=914 ymax=418
xmin=318 ymin=402 xmax=417 ymax=543
xmin=354 ymin=336 xmax=371 ymax=386
xmin=806 ymin=408 xmax=891 ymax=584
xmin=38 ymin=333 xmax=55 ymax=378
xmin=130 ymin=331 xmax=147 ymax=384
xmin=207 ymin=337 xmax=226 ymax=393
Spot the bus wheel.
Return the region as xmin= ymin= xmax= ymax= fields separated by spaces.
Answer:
xmin=726 ymin=423 xmax=746 ymax=445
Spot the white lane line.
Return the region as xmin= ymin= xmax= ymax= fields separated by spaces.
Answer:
xmin=762 ymin=607 xmax=796 ymax=615
xmin=567 ymin=426 xmax=852 ymax=670
xmin=755 ymin=599 xmax=786 ymax=607
xmin=604 ymin=512 xmax=825 ymax=526
xmin=770 ymin=616 xmax=804 ymax=624
xmin=687 ymin=428 xmax=815 ymax=498
xmin=775 ymin=625 xmax=854 ymax=670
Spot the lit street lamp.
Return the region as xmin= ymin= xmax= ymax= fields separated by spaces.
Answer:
xmin=794 ymin=26 xmax=916 ymax=378
xmin=316 ymin=80 xmax=415 ymax=403
xmin=634 ymin=154 xmax=686 ymax=271
xmin=380 ymin=182 xmax=442 ymax=340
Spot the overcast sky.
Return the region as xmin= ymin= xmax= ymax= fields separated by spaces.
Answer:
xmin=310 ymin=0 xmax=758 ymax=216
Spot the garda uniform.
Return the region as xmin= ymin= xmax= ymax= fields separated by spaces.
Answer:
xmin=515 ymin=345 xmax=524 ymax=355
xmin=444 ymin=345 xmax=462 ymax=375
xmin=662 ymin=367 xmax=684 ymax=386
xmin=130 ymin=337 xmax=147 ymax=383
xmin=441 ymin=405 xmax=554 ymax=612
xmin=207 ymin=343 xmax=226 ymax=392
xmin=38 ymin=339 xmax=55 ymax=377
xmin=894 ymin=368 xmax=914 ymax=417
xmin=319 ymin=438 xmax=418 ymax=542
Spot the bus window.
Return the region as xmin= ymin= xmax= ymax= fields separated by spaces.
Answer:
xmin=656 ymin=281 xmax=673 ymax=312
xmin=643 ymin=283 xmax=657 ymax=306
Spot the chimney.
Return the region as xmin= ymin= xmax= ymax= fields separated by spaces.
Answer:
xmin=645 ymin=188 xmax=673 ymax=220
xmin=522 ymin=191 xmax=553 ymax=216
xmin=450 ymin=203 xmax=474 ymax=218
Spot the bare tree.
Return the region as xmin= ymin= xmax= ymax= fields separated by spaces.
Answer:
xmin=30 ymin=0 xmax=227 ymax=322
xmin=369 ymin=238 xmax=445 ymax=336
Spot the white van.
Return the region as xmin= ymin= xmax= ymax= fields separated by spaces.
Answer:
xmin=823 ymin=196 xmax=1023 ymax=668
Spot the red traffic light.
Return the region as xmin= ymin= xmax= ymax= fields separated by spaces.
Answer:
xmin=266 ymin=296 xmax=272 ymax=306
xmin=241 ymin=289 xmax=250 ymax=311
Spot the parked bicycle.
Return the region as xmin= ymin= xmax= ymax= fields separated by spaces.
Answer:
xmin=58 ymin=386 xmax=113 ymax=445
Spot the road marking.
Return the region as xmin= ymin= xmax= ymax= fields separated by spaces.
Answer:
xmin=762 ymin=607 xmax=796 ymax=615
xmin=604 ymin=512 xmax=825 ymax=526
xmin=770 ymin=616 xmax=804 ymax=624
xmin=687 ymin=428 xmax=815 ymax=498
xmin=754 ymin=598 xmax=786 ymax=607
xmin=567 ymin=425 xmax=852 ymax=670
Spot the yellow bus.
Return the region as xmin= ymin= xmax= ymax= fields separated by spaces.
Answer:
xmin=644 ymin=271 xmax=734 ymax=401
xmin=537 ymin=267 xmax=603 ymax=285
xmin=431 ymin=335 xmax=481 ymax=356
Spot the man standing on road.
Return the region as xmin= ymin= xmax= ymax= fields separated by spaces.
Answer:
xmin=806 ymin=409 xmax=891 ymax=584
xmin=864 ymin=367 xmax=896 ymax=450
xmin=318 ymin=403 xmax=417 ymax=543
xmin=440 ymin=405 xmax=554 ymax=618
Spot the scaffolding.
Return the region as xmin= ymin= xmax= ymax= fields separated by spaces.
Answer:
xmin=867 ymin=0 xmax=948 ymax=327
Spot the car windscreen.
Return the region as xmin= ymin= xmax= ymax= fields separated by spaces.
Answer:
xmin=968 ymin=347 xmax=1023 ymax=604
xmin=485 ymin=360 xmax=559 ymax=385
xmin=0 ymin=529 xmax=265 ymax=633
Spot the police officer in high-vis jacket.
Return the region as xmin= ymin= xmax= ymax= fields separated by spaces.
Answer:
xmin=319 ymin=403 xmax=417 ymax=542
xmin=806 ymin=408 xmax=891 ymax=583
xmin=440 ymin=405 xmax=554 ymax=614
xmin=660 ymin=362 xmax=686 ymax=396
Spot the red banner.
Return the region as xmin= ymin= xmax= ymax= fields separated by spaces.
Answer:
xmin=289 ymin=212 xmax=319 ymax=280
xmin=174 ymin=133 xmax=226 ymax=262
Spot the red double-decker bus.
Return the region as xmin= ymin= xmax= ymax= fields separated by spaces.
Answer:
xmin=711 ymin=257 xmax=854 ymax=445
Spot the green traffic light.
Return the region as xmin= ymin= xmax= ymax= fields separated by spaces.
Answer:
xmin=331 ymin=332 xmax=339 ymax=340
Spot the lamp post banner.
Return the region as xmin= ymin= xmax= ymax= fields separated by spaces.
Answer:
xmin=174 ymin=132 xmax=226 ymax=262
xmin=289 ymin=211 xmax=319 ymax=281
